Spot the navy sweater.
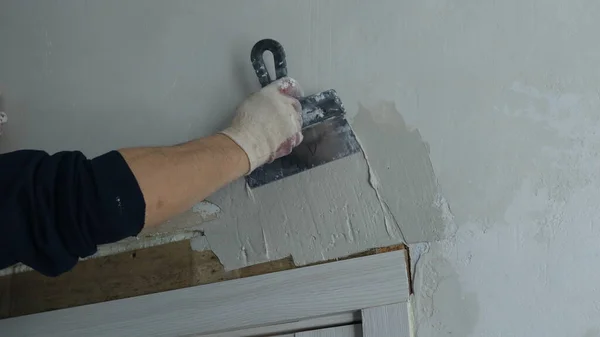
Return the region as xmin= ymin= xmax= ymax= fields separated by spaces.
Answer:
xmin=0 ymin=150 xmax=145 ymax=276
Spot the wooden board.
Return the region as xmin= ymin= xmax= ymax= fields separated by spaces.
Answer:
xmin=296 ymin=324 xmax=362 ymax=337
xmin=0 ymin=240 xmax=405 ymax=319
xmin=0 ymin=252 xmax=408 ymax=337
xmin=361 ymin=303 xmax=410 ymax=337
xmin=0 ymin=240 xmax=295 ymax=318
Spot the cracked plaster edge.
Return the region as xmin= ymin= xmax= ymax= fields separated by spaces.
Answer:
xmin=354 ymin=131 xmax=408 ymax=242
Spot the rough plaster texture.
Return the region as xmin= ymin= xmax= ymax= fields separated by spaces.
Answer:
xmin=2 ymin=0 xmax=600 ymax=336
xmin=402 ymin=1 xmax=600 ymax=336
xmin=201 ymin=101 xmax=450 ymax=270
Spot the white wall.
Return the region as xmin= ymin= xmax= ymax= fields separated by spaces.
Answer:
xmin=2 ymin=0 xmax=600 ymax=336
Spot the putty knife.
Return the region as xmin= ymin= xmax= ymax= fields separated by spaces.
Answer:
xmin=246 ymin=39 xmax=361 ymax=188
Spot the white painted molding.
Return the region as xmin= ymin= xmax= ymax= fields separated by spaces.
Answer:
xmin=296 ymin=324 xmax=362 ymax=337
xmin=362 ymin=303 xmax=410 ymax=337
xmin=197 ymin=312 xmax=359 ymax=337
xmin=0 ymin=251 xmax=408 ymax=337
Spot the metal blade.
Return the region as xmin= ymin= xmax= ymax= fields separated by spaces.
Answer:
xmin=246 ymin=116 xmax=361 ymax=188
xmin=299 ymin=89 xmax=345 ymax=127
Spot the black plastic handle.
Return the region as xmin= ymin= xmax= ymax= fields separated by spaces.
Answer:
xmin=251 ymin=39 xmax=288 ymax=87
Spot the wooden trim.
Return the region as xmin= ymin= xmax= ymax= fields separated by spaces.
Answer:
xmin=361 ymin=303 xmax=410 ymax=337
xmin=0 ymin=251 xmax=408 ymax=337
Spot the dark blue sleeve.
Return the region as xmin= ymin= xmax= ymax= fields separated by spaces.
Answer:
xmin=0 ymin=150 xmax=145 ymax=276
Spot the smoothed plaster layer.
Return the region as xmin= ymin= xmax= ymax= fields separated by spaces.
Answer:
xmin=198 ymin=102 xmax=449 ymax=270
xmin=201 ymin=153 xmax=398 ymax=270
xmin=353 ymin=102 xmax=453 ymax=243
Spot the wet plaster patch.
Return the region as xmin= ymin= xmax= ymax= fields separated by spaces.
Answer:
xmin=352 ymin=101 xmax=453 ymax=243
xmin=198 ymin=101 xmax=452 ymax=271
xmin=199 ymin=153 xmax=399 ymax=270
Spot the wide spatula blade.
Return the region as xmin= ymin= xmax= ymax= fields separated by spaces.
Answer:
xmin=246 ymin=117 xmax=361 ymax=188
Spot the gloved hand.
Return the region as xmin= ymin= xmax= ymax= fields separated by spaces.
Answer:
xmin=221 ymin=77 xmax=304 ymax=173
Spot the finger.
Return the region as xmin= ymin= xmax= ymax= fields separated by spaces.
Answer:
xmin=289 ymin=97 xmax=303 ymax=130
xmin=294 ymin=132 xmax=304 ymax=146
xmin=277 ymin=77 xmax=304 ymax=98
xmin=272 ymin=133 xmax=303 ymax=161
xmin=273 ymin=139 xmax=294 ymax=160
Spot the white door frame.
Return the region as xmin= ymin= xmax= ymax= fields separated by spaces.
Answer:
xmin=0 ymin=251 xmax=410 ymax=337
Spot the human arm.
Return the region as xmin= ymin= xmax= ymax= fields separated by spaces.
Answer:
xmin=119 ymin=134 xmax=249 ymax=228
xmin=0 ymin=78 xmax=303 ymax=276
xmin=120 ymin=77 xmax=303 ymax=228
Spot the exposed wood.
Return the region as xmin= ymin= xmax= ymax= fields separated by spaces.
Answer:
xmin=361 ymin=303 xmax=410 ymax=337
xmin=0 ymin=240 xmax=404 ymax=319
xmin=0 ymin=240 xmax=296 ymax=318
xmin=296 ymin=324 xmax=362 ymax=337
xmin=197 ymin=312 xmax=359 ymax=337
xmin=6 ymin=239 xmax=195 ymax=317
xmin=0 ymin=251 xmax=409 ymax=337
xmin=0 ymin=203 xmax=222 ymax=277
xmin=3 ymin=240 xmax=232 ymax=318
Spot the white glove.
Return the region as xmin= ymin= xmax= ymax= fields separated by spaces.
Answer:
xmin=221 ymin=77 xmax=304 ymax=173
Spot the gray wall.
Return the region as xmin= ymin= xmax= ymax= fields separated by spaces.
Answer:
xmin=2 ymin=1 xmax=599 ymax=336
